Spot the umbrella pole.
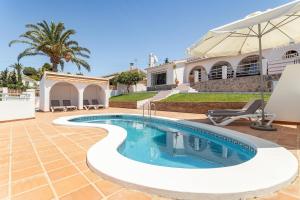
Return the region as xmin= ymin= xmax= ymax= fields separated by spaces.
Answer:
xmin=250 ymin=24 xmax=276 ymax=131
xmin=258 ymin=24 xmax=266 ymax=123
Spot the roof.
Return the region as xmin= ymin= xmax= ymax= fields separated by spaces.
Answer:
xmin=43 ymin=71 xmax=109 ymax=84
xmin=145 ymin=59 xmax=187 ymax=70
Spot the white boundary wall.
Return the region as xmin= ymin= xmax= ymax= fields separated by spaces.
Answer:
xmin=0 ymin=89 xmax=35 ymax=122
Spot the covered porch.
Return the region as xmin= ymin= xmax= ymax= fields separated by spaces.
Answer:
xmin=39 ymin=72 xmax=109 ymax=112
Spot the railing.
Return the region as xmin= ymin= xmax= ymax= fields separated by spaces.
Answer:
xmin=0 ymin=93 xmax=31 ymax=101
xmin=267 ymin=56 xmax=300 ymax=75
xmin=282 ymin=52 xmax=299 ymax=59
xmin=142 ymin=102 xmax=156 ymax=118
xmin=236 ymin=62 xmax=260 ymax=77
xmin=190 ymin=54 xmax=299 ymax=79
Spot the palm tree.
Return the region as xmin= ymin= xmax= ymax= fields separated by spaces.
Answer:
xmin=9 ymin=63 xmax=23 ymax=84
xmin=9 ymin=20 xmax=91 ymax=72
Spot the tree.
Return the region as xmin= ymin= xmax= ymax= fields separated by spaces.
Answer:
xmin=8 ymin=70 xmax=17 ymax=85
xmin=10 ymin=63 xmax=23 ymax=84
xmin=0 ymin=68 xmax=9 ymax=87
xmin=9 ymin=20 xmax=91 ymax=72
xmin=116 ymin=71 xmax=145 ymax=93
xmin=23 ymin=67 xmax=37 ymax=76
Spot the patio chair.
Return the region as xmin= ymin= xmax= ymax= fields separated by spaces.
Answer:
xmin=50 ymin=100 xmax=66 ymax=112
xmin=83 ymin=99 xmax=96 ymax=110
xmin=62 ymin=100 xmax=77 ymax=111
xmin=92 ymin=99 xmax=104 ymax=109
xmin=207 ymin=99 xmax=276 ymax=126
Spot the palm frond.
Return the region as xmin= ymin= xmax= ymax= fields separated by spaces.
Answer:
xmin=71 ymin=57 xmax=91 ymax=72
xmin=74 ymin=52 xmax=90 ymax=58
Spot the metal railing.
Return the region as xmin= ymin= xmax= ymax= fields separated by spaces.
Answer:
xmin=236 ymin=63 xmax=260 ymax=77
xmin=267 ymin=56 xmax=300 ymax=75
xmin=0 ymin=93 xmax=31 ymax=101
xmin=149 ymin=102 xmax=156 ymax=118
xmin=208 ymin=67 xmax=234 ymax=80
xmin=142 ymin=102 xmax=156 ymax=118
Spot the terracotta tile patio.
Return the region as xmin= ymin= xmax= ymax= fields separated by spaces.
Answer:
xmin=0 ymin=108 xmax=299 ymax=200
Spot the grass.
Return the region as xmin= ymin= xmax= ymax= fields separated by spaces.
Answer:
xmin=161 ymin=93 xmax=271 ymax=102
xmin=110 ymin=92 xmax=157 ymax=102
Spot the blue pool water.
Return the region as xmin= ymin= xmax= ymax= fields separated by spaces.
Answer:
xmin=71 ymin=115 xmax=256 ymax=169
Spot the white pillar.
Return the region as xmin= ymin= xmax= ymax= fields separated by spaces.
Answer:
xmin=104 ymin=90 xmax=110 ymax=108
xmin=262 ymin=59 xmax=268 ymax=75
xmin=1 ymin=87 xmax=8 ymax=94
xmin=222 ymin=65 xmax=228 ymax=79
xmin=78 ymin=89 xmax=84 ymax=110
xmin=39 ymin=81 xmax=51 ymax=112
xmin=194 ymin=70 xmax=199 ymax=83
xmin=201 ymin=70 xmax=207 ymax=81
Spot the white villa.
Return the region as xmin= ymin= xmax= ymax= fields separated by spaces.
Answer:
xmin=39 ymin=72 xmax=110 ymax=112
xmin=146 ymin=43 xmax=300 ymax=92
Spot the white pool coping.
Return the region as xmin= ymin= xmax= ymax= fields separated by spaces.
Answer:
xmin=53 ymin=113 xmax=298 ymax=200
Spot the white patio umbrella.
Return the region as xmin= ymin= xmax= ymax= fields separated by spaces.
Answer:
xmin=188 ymin=0 xmax=300 ymax=130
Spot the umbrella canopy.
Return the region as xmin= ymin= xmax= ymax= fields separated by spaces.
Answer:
xmin=188 ymin=0 xmax=300 ymax=58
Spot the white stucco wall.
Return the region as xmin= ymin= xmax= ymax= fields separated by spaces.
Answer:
xmin=0 ymin=89 xmax=35 ymax=122
xmin=265 ymin=64 xmax=300 ymax=123
xmin=117 ymin=83 xmax=146 ymax=93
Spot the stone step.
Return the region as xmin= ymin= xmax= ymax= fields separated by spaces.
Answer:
xmin=137 ymin=90 xmax=177 ymax=109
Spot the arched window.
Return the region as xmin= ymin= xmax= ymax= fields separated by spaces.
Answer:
xmin=189 ymin=66 xmax=207 ymax=83
xmin=284 ymin=50 xmax=298 ymax=59
xmin=236 ymin=55 xmax=260 ymax=77
xmin=209 ymin=61 xmax=234 ymax=80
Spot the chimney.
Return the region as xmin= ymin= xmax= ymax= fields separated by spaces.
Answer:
xmin=129 ymin=62 xmax=134 ymax=70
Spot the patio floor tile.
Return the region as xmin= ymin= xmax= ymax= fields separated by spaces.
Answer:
xmin=11 ymin=174 xmax=48 ymax=196
xmin=108 ymin=189 xmax=152 ymax=200
xmin=95 ymin=179 xmax=123 ymax=196
xmin=47 ymin=165 xmax=79 ymax=181
xmin=11 ymin=185 xmax=54 ymax=200
xmin=52 ymin=174 xmax=89 ymax=197
xmin=60 ymin=185 xmax=103 ymax=200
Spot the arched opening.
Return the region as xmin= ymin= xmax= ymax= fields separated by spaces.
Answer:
xmin=209 ymin=61 xmax=234 ymax=80
xmin=284 ymin=50 xmax=298 ymax=59
xmin=83 ymin=84 xmax=106 ymax=106
xmin=189 ymin=66 xmax=207 ymax=83
xmin=49 ymin=82 xmax=79 ymax=107
xmin=236 ymin=55 xmax=260 ymax=77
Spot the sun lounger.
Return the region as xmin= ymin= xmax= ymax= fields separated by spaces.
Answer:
xmin=62 ymin=100 xmax=77 ymax=111
xmin=92 ymin=99 xmax=104 ymax=109
xmin=83 ymin=99 xmax=97 ymax=110
xmin=207 ymin=99 xmax=276 ymax=126
xmin=50 ymin=100 xmax=65 ymax=112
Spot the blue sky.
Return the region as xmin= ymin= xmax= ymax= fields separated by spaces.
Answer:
xmin=0 ymin=0 xmax=290 ymax=76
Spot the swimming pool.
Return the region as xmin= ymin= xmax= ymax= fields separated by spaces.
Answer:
xmin=54 ymin=113 xmax=298 ymax=200
xmin=70 ymin=115 xmax=256 ymax=168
